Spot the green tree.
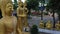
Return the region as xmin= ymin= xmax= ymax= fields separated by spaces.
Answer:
xmin=46 ymin=0 xmax=60 ymax=27
xmin=46 ymin=0 xmax=56 ymax=28
xmin=55 ymin=0 xmax=60 ymax=21
xmin=30 ymin=25 xmax=38 ymax=34
xmin=14 ymin=0 xmax=18 ymax=10
xmin=46 ymin=4 xmax=49 ymax=14
xmin=26 ymin=0 xmax=40 ymax=15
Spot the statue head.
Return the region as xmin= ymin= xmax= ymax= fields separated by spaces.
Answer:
xmin=5 ymin=3 xmax=13 ymax=16
xmin=40 ymin=20 xmax=43 ymax=23
xmin=1 ymin=0 xmax=13 ymax=16
xmin=18 ymin=1 xmax=23 ymax=7
xmin=47 ymin=20 xmax=51 ymax=23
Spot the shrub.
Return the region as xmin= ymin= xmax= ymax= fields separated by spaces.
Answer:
xmin=30 ymin=25 xmax=38 ymax=34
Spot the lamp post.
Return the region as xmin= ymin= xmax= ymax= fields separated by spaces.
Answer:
xmin=39 ymin=0 xmax=45 ymax=20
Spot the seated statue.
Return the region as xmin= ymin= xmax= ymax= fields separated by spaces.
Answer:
xmin=55 ymin=21 xmax=60 ymax=30
xmin=46 ymin=21 xmax=53 ymax=30
xmin=0 ymin=0 xmax=17 ymax=34
xmin=39 ymin=20 xmax=44 ymax=28
xmin=17 ymin=1 xmax=24 ymax=34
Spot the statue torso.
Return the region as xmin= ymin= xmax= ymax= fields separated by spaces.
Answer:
xmin=0 ymin=16 xmax=17 ymax=34
xmin=17 ymin=7 xmax=27 ymax=17
xmin=18 ymin=7 xmax=24 ymax=15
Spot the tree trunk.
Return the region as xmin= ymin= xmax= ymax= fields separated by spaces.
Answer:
xmin=41 ymin=10 xmax=43 ymax=20
xmin=41 ymin=2 xmax=44 ymax=20
xmin=28 ymin=9 xmax=31 ymax=16
xmin=52 ymin=10 xmax=55 ymax=28
xmin=58 ymin=14 xmax=60 ymax=23
xmin=28 ymin=9 xmax=31 ymax=19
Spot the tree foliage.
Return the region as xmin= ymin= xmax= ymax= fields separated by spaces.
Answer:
xmin=47 ymin=0 xmax=60 ymax=12
xmin=46 ymin=0 xmax=60 ymax=21
xmin=26 ymin=0 xmax=40 ymax=15
xmin=14 ymin=0 xmax=18 ymax=10
xmin=39 ymin=0 xmax=45 ymax=3
xmin=26 ymin=0 xmax=40 ymax=10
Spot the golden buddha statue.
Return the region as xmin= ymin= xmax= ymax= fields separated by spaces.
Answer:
xmin=0 ymin=0 xmax=17 ymax=34
xmin=46 ymin=21 xmax=53 ymax=29
xmin=55 ymin=21 xmax=60 ymax=30
xmin=39 ymin=20 xmax=44 ymax=28
xmin=17 ymin=0 xmax=29 ymax=32
xmin=17 ymin=1 xmax=24 ymax=34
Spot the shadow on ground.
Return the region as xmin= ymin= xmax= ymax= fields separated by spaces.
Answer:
xmin=39 ymin=32 xmax=51 ymax=34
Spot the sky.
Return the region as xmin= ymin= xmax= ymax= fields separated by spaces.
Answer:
xmin=12 ymin=0 xmax=48 ymax=6
xmin=12 ymin=0 xmax=25 ymax=3
xmin=12 ymin=0 xmax=49 ymax=3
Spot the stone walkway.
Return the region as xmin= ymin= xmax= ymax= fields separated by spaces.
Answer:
xmin=39 ymin=28 xmax=60 ymax=34
xmin=23 ymin=32 xmax=51 ymax=34
xmin=23 ymin=32 xmax=30 ymax=34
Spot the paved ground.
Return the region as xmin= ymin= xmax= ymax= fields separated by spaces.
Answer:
xmin=23 ymin=32 xmax=51 ymax=34
xmin=28 ymin=15 xmax=58 ymax=27
xmin=39 ymin=32 xmax=51 ymax=34
xmin=39 ymin=28 xmax=60 ymax=34
xmin=23 ymin=32 xmax=30 ymax=34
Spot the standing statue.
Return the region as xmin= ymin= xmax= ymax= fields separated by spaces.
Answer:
xmin=17 ymin=0 xmax=29 ymax=33
xmin=0 ymin=0 xmax=17 ymax=34
xmin=17 ymin=1 xmax=24 ymax=34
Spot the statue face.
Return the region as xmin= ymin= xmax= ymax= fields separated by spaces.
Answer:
xmin=5 ymin=3 xmax=13 ymax=15
xmin=18 ymin=2 xmax=23 ymax=7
